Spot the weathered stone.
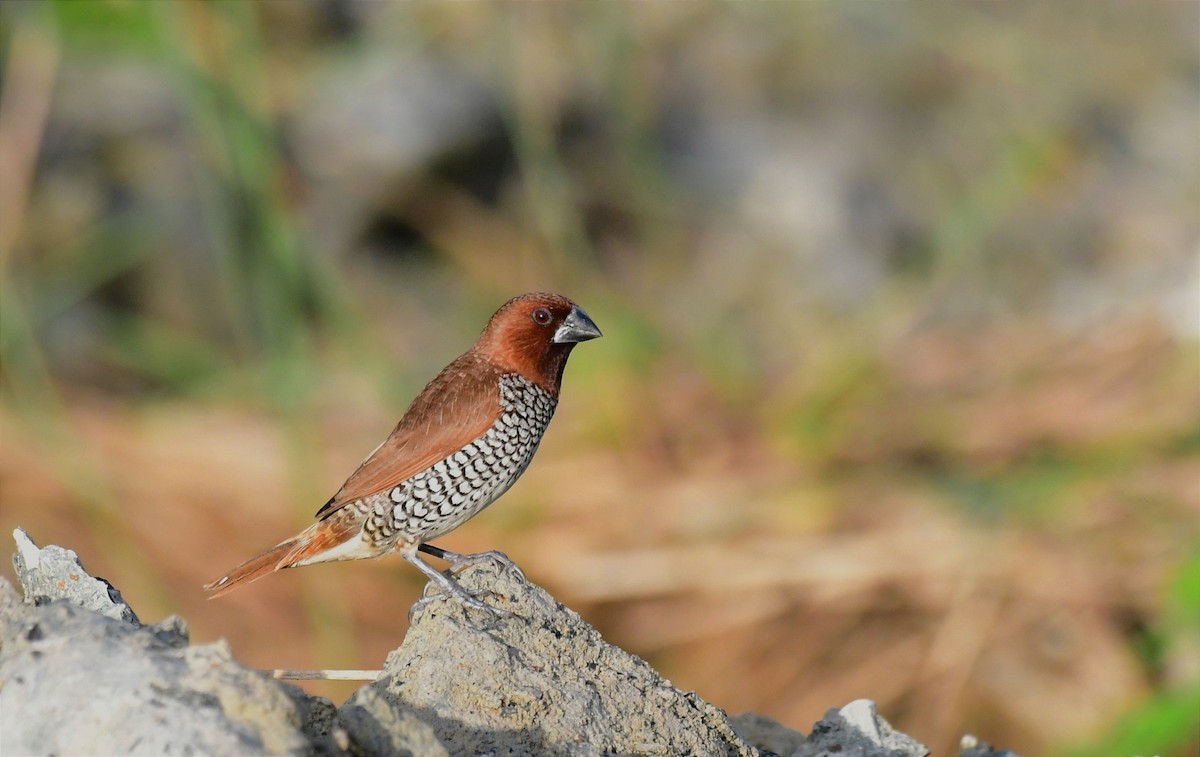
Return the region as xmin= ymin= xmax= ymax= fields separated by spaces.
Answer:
xmin=12 ymin=526 xmax=140 ymax=625
xmin=730 ymin=711 xmax=808 ymax=756
xmin=798 ymin=699 xmax=928 ymax=757
xmin=0 ymin=532 xmax=337 ymax=757
xmin=1 ymin=528 xmax=1007 ymax=757
xmin=341 ymin=559 xmax=761 ymax=756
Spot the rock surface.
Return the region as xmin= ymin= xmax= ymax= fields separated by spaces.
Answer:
xmin=11 ymin=526 xmax=140 ymax=625
xmin=340 ymin=557 xmax=758 ymax=756
xmin=797 ymin=700 xmax=928 ymax=757
xmin=0 ymin=528 xmax=1006 ymax=756
xmin=1 ymin=531 xmax=335 ymax=756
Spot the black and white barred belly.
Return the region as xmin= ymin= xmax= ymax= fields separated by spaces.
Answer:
xmin=359 ymin=374 xmax=556 ymax=545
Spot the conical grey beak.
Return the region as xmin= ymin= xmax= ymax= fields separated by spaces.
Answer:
xmin=553 ymin=305 xmax=602 ymax=344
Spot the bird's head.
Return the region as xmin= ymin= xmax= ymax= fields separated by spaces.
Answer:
xmin=476 ymin=292 xmax=602 ymax=394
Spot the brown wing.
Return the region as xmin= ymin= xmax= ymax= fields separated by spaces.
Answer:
xmin=314 ymin=354 xmax=502 ymax=520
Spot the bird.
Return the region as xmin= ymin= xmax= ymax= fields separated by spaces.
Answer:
xmin=204 ymin=292 xmax=601 ymax=613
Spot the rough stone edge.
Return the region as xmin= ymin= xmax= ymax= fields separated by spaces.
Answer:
xmin=12 ymin=526 xmax=139 ymax=625
xmin=5 ymin=528 xmax=342 ymax=755
xmin=4 ymin=527 xmax=1022 ymax=757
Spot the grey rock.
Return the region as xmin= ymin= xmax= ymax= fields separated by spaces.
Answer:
xmin=341 ymin=559 xmax=761 ymax=757
xmin=729 ymin=711 xmax=808 ymax=756
xmin=12 ymin=526 xmax=140 ymax=625
xmin=797 ymin=699 xmax=928 ymax=757
xmin=281 ymin=682 xmax=351 ymax=757
xmin=0 ymin=535 xmax=340 ymax=756
xmin=338 ymin=687 xmax=451 ymax=757
xmin=1 ymin=529 xmax=997 ymax=757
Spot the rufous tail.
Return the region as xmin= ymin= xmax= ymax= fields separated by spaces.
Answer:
xmin=204 ymin=535 xmax=304 ymax=598
xmin=204 ymin=519 xmax=356 ymax=598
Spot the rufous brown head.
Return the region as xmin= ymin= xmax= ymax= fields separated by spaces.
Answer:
xmin=475 ymin=292 xmax=601 ymax=394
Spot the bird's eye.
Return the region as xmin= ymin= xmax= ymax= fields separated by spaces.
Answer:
xmin=532 ymin=307 xmax=552 ymax=325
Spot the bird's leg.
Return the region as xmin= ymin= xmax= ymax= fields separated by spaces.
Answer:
xmin=399 ymin=546 xmax=502 ymax=616
xmin=418 ymin=543 xmax=527 ymax=583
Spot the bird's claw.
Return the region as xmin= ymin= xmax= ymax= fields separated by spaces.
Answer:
xmin=404 ymin=545 xmax=522 ymax=623
xmin=441 ymin=549 xmax=527 ymax=583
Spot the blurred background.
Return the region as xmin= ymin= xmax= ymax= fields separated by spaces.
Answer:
xmin=1 ymin=2 xmax=1197 ymax=755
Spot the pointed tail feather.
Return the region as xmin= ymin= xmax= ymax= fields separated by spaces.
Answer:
xmin=204 ymin=535 xmax=305 ymax=598
xmin=204 ymin=518 xmax=366 ymax=598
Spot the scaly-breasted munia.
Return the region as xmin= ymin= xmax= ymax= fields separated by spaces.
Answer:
xmin=205 ymin=292 xmax=601 ymax=612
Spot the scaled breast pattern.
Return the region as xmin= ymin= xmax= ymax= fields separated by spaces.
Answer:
xmin=361 ymin=373 xmax=557 ymax=546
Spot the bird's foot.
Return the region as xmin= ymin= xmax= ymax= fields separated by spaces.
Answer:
xmin=404 ymin=545 xmax=522 ymax=624
xmin=403 ymin=547 xmax=516 ymax=623
xmin=418 ymin=544 xmax=527 ymax=583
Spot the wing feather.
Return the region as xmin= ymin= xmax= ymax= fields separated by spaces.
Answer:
xmin=315 ymin=354 xmax=501 ymax=519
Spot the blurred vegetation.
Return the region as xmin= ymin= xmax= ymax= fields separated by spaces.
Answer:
xmin=1 ymin=2 xmax=1197 ymax=755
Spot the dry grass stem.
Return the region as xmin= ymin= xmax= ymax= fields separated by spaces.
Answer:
xmin=269 ymin=669 xmax=382 ymax=681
